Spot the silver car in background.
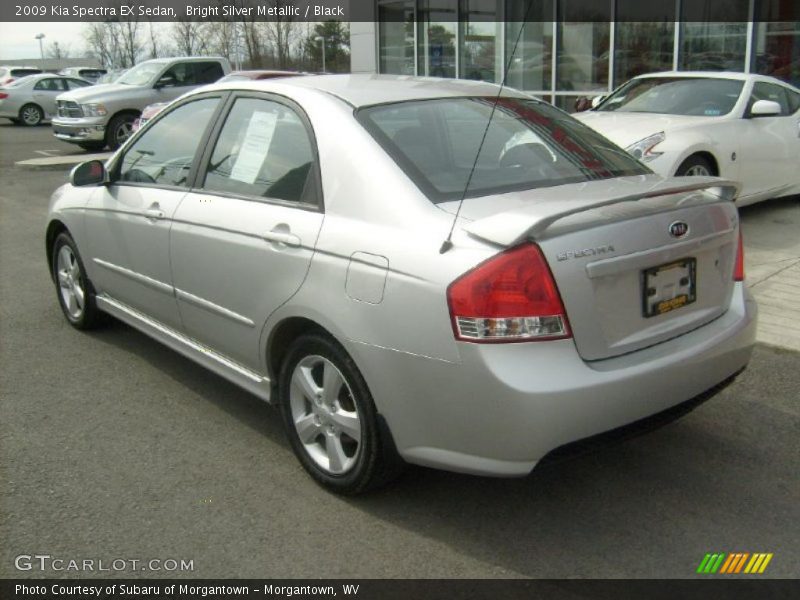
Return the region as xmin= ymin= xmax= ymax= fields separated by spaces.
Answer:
xmin=46 ymin=75 xmax=756 ymax=494
xmin=0 ymin=74 xmax=91 ymax=126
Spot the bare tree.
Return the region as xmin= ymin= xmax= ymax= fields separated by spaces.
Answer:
xmin=261 ymin=0 xmax=299 ymax=69
xmin=172 ymin=21 xmax=210 ymax=56
xmin=46 ymin=41 xmax=71 ymax=60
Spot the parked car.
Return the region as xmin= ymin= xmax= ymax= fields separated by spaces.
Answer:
xmin=51 ymin=56 xmax=231 ymax=151
xmin=0 ymin=74 xmax=92 ymax=126
xmin=218 ymin=70 xmax=308 ymax=83
xmin=59 ymin=67 xmax=107 ymax=84
xmin=574 ymin=72 xmax=800 ymax=206
xmin=0 ymin=65 xmax=42 ymax=86
xmin=46 ymin=75 xmax=756 ymax=494
xmin=131 ymin=101 xmax=168 ymax=132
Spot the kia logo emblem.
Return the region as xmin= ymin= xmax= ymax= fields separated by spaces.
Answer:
xmin=669 ymin=221 xmax=689 ymax=238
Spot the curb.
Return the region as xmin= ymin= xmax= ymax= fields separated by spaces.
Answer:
xmin=15 ymin=153 xmax=112 ymax=171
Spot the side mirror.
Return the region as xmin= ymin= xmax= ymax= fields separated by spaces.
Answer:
xmin=591 ymin=95 xmax=605 ymax=109
xmin=154 ymin=75 xmax=176 ymax=89
xmin=70 ymin=160 xmax=106 ymax=187
xmin=749 ymin=99 xmax=782 ymax=117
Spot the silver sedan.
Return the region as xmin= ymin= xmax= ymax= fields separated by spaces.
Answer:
xmin=45 ymin=75 xmax=757 ymax=494
xmin=0 ymin=74 xmax=91 ymax=126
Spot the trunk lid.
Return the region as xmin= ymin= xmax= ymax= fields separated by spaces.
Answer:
xmin=455 ymin=176 xmax=741 ymax=360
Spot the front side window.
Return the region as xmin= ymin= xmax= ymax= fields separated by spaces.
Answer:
xmin=117 ymin=97 xmax=219 ymax=188
xmin=597 ymin=77 xmax=745 ymax=116
xmin=34 ymin=78 xmax=65 ymax=91
xmin=358 ymin=96 xmax=648 ymax=203
xmin=202 ymin=97 xmax=317 ymax=204
xmin=748 ymin=82 xmax=791 ymax=115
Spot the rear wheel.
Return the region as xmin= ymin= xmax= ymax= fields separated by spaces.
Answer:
xmin=106 ymin=113 xmax=136 ymax=150
xmin=278 ymin=333 xmax=403 ymax=494
xmin=19 ymin=104 xmax=43 ymax=126
xmin=51 ymin=232 xmax=104 ymax=330
xmin=676 ymin=155 xmax=714 ymax=177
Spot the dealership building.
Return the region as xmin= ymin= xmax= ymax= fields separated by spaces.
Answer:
xmin=350 ymin=0 xmax=799 ymax=111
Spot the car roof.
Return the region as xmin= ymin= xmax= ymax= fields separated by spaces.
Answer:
xmin=207 ymin=74 xmax=530 ymax=108
xmin=141 ymin=56 xmax=228 ymax=65
xmin=634 ymin=71 xmax=798 ymax=88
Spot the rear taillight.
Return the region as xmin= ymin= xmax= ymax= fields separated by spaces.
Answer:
xmin=447 ymin=243 xmax=571 ymax=342
xmin=734 ymin=229 xmax=745 ymax=282
xmin=0 ymin=93 xmax=7 ymax=99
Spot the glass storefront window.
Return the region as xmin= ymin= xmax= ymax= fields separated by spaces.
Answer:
xmin=614 ymin=22 xmax=675 ymax=86
xmin=460 ymin=1 xmax=500 ymax=82
xmin=754 ymin=22 xmax=800 ymax=87
xmin=505 ymin=0 xmax=554 ymax=91
xmin=557 ymin=21 xmax=610 ymax=91
xmin=680 ymin=23 xmax=748 ymax=72
xmin=379 ymin=1 xmax=416 ymax=75
xmin=418 ymin=0 xmax=458 ymax=78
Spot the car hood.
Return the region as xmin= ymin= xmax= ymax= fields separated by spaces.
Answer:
xmin=573 ymin=111 xmax=721 ymax=148
xmin=56 ymin=82 xmax=142 ymax=103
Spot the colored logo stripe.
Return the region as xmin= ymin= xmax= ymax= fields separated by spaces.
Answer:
xmin=698 ymin=552 xmax=773 ymax=574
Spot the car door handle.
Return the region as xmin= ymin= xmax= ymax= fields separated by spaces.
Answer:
xmin=263 ymin=229 xmax=301 ymax=248
xmin=143 ymin=207 xmax=165 ymax=220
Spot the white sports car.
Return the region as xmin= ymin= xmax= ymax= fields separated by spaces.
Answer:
xmin=574 ymin=72 xmax=800 ymax=206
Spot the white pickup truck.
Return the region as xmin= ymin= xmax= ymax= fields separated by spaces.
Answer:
xmin=52 ymin=56 xmax=231 ymax=151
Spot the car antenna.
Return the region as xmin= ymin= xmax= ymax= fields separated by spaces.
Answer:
xmin=440 ymin=2 xmax=535 ymax=254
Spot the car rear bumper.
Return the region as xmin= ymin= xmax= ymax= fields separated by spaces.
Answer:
xmin=51 ymin=118 xmax=106 ymax=143
xmin=350 ymin=283 xmax=757 ymax=476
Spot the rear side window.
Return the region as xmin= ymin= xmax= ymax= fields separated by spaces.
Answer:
xmin=202 ymin=97 xmax=317 ymax=204
xmin=358 ymin=97 xmax=649 ymax=203
xmin=193 ymin=62 xmax=224 ymax=84
xmin=117 ymin=97 xmax=219 ymax=188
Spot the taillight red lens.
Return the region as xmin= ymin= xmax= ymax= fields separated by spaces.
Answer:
xmin=447 ymin=243 xmax=571 ymax=342
xmin=0 ymin=93 xmax=8 ymax=99
xmin=734 ymin=229 xmax=745 ymax=282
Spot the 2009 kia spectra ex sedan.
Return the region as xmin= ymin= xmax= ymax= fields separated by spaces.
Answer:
xmin=46 ymin=75 xmax=757 ymax=494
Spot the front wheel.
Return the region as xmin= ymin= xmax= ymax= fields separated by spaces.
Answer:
xmin=278 ymin=333 xmax=403 ymax=494
xmin=19 ymin=104 xmax=43 ymax=126
xmin=676 ymin=155 xmax=714 ymax=177
xmin=106 ymin=113 xmax=136 ymax=150
xmin=52 ymin=232 xmax=105 ymax=330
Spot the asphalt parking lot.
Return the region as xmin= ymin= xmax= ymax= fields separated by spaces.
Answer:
xmin=0 ymin=122 xmax=798 ymax=579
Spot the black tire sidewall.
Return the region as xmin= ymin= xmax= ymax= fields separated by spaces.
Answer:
xmin=278 ymin=333 xmax=380 ymax=494
xmin=107 ymin=114 xmax=135 ymax=150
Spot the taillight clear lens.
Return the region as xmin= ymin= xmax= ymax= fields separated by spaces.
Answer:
xmin=447 ymin=243 xmax=571 ymax=342
xmin=734 ymin=229 xmax=745 ymax=282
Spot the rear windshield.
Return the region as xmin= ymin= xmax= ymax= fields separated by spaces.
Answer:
xmin=357 ymin=97 xmax=649 ymax=203
xmin=11 ymin=68 xmax=42 ymax=77
xmin=597 ymin=77 xmax=744 ymax=116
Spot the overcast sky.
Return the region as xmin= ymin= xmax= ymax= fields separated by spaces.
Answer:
xmin=0 ymin=22 xmax=90 ymax=60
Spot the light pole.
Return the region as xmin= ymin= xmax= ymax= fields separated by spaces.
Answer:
xmin=35 ymin=33 xmax=45 ymax=61
xmin=315 ymin=36 xmax=326 ymax=73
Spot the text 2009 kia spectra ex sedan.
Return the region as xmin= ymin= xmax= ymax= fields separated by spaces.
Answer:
xmin=46 ymin=75 xmax=757 ymax=494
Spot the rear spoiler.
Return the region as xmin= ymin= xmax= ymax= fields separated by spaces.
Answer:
xmin=462 ymin=177 xmax=740 ymax=247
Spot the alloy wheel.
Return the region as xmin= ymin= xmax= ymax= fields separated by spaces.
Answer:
xmin=57 ymin=245 xmax=85 ymax=320
xmin=115 ymin=121 xmax=133 ymax=145
xmin=289 ymin=355 xmax=362 ymax=475
xmin=684 ymin=164 xmax=711 ymax=176
xmin=22 ymin=106 xmax=41 ymax=125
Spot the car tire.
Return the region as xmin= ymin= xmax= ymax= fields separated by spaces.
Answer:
xmin=51 ymin=232 xmax=105 ymax=330
xmin=78 ymin=141 xmax=106 ymax=152
xmin=676 ymin=155 xmax=714 ymax=177
xmin=19 ymin=104 xmax=44 ymax=126
xmin=106 ymin=113 xmax=136 ymax=151
xmin=278 ymin=332 xmax=404 ymax=494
